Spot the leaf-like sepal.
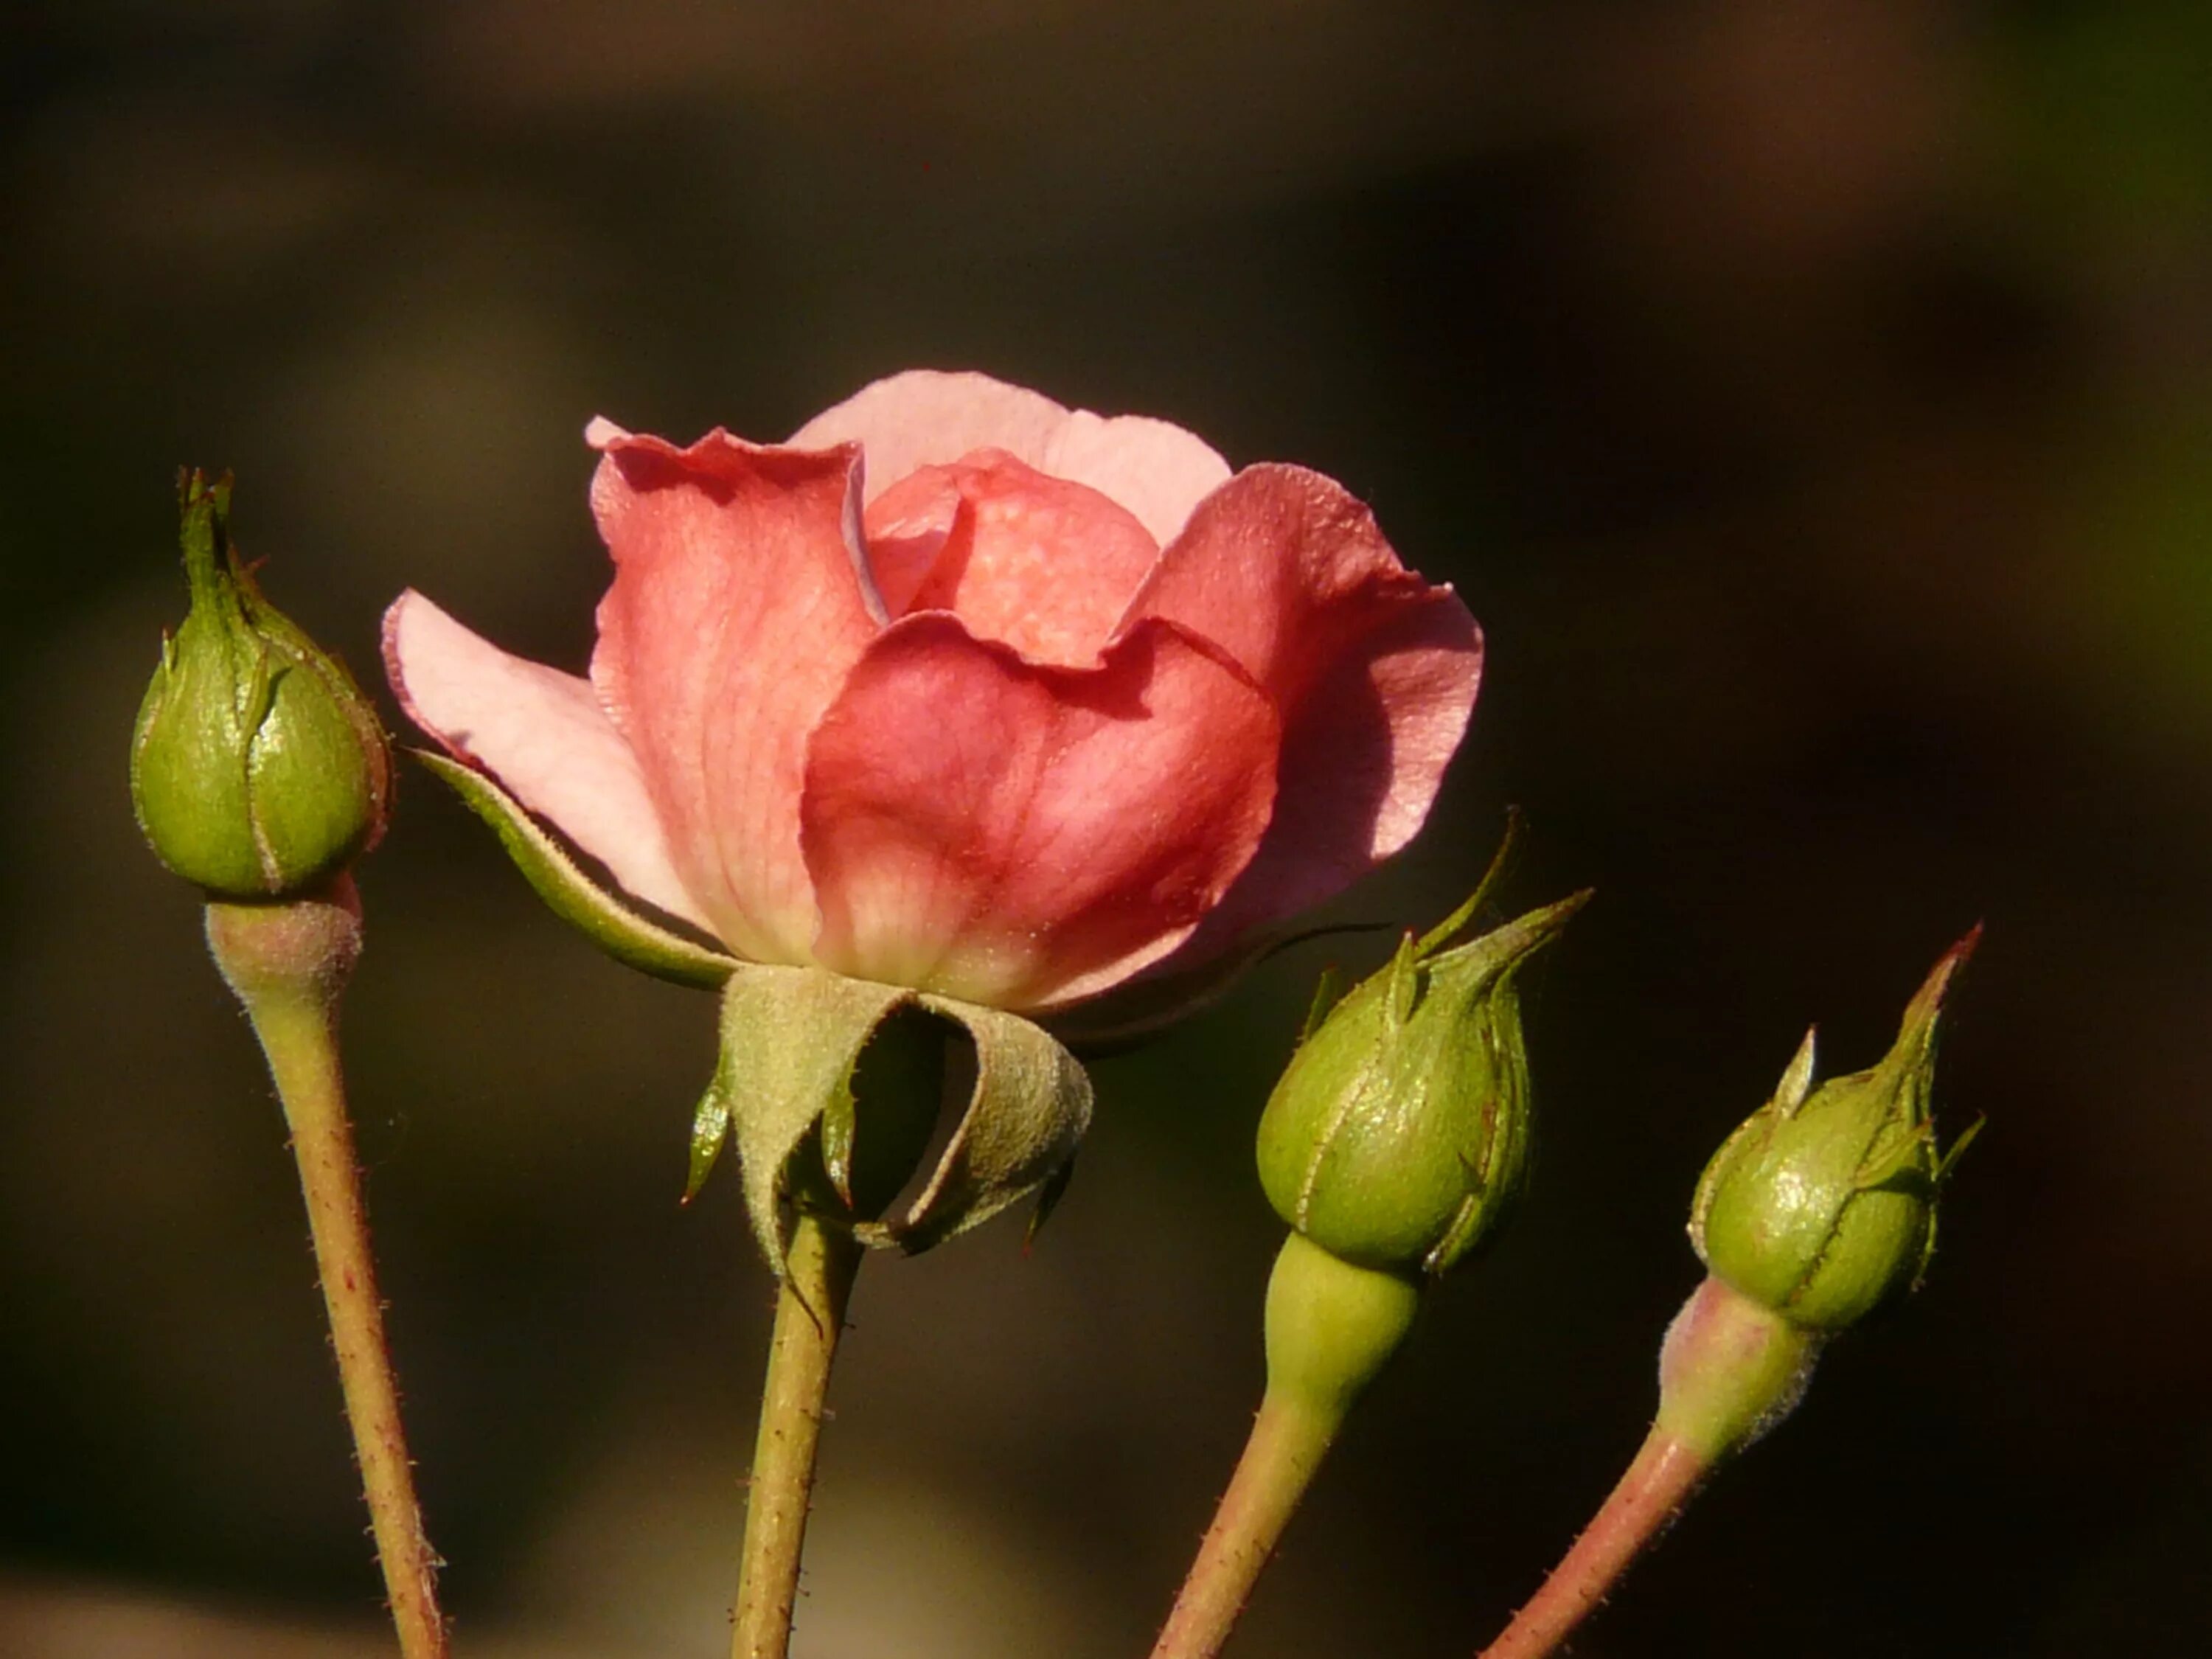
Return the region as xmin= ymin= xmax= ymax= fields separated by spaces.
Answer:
xmin=415 ymin=751 xmax=738 ymax=990
xmin=863 ymin=995 xmax=1094 ymax=1254
xmin=712 ymin=965 xmax=914 ymax=1270
xmin=698 ymin=964 xmax=1094 ymax=1273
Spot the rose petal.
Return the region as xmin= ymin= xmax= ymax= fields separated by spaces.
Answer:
xmin=852 ymin=467 xmax=958 ymax=618
xmin=800 ymin=613 xmax=1280 ymax=1011
xmin=864 ymin=448 xmax=1161 ymax=664
xmin=1178 ymin=594 xmax=1483 ymax=966
xmin=790 ymin=369 xmax=1231 ymax=547
xmin=382 ymin=588 xmax=715 ymax=933
xmin=1117 ymin=463 xmax=1484 ymax=951
xmin=587 ymin=420 xmax=881 ymax=963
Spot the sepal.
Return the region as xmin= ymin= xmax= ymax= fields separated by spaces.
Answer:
xmin=698 ymin=964 xmax=1094 ymax=1273
xmin=132 ymin=470 xmax=391 ymax=897
xmin=684 ymin=1075 xmax=732 ymax=1203
xmin=864 ymin=995 xmax=1093 ymax=1253
xmin=1689 ymin=929 xmax=1980 ymax=1332
xmin=711 ymin=966 xmax=917 ymax=1270
xmin=1256 ymin=883 xmax=1587 ymax=1279
xmin=415 ymin=751 xmax=738 ymax=990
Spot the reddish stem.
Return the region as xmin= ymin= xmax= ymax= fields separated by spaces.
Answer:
xmin=1478 ymin=1430 xmax=1710 ymax=1659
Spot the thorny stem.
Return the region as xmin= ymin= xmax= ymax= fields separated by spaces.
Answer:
xmin=731 ymin=1213 xmax=863 ymax=1659
xmin=1478 ymin=1274 xmax=1817 ymax=1659
xmin=206 ymin=881 xmax=448 ymax=1659
xmin=1149 ymin=1388 xmax=1340 ymax=1659
xmin=1475 ymin=1429 xmax=1710 ymax=1659
xmin=1151 ymin=1233 xmax=1419 ymax=1659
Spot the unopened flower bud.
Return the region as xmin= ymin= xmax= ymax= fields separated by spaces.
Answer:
xmin=1256 ymin=889 xmax=1588 ymax=1279
xmin=1690 ymin=930 xmax=1980 ymax=1333
xmin=131 ymin=471 xmax=391 ymax=897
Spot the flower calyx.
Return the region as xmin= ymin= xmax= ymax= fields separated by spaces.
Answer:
xmin=1689 ymin=928 xmax=1983 ymax=1334
xmin=412 ymin=754 xmax=1093 ymax=1275
xmin=687 ymin=961 xmax=1093 ymax=1276
xmin=1256 ymin=878 xmax=1590 ymax=1281
xmin=131 ymin=470 xmax=391 ymax=898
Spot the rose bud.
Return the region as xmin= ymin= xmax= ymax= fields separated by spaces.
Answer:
xmin=381 ymin=372 xmax=1484 ymax=1264
xmin=132 ymin=470 xmax=391 ymax=898
xmin=1256 ymin=889 xmax=1588 ymax=1279
xmin=1689 ymin=929 xmax=1982 ymax=1334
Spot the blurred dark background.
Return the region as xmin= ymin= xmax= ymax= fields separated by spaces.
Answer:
xmin=4 ymin=2 xmax=2210 ymax=1655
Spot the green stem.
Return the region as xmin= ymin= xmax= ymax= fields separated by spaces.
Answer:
xmin=731 ymin=1214 xmax=863 ymax=1659
xmin=1475 ymin=1430 xmax=1708 ymax=1659
xmin=1150 ymin=1233 xmax=1419 ymax=1659
xmin=1149 ymin=1388 xmax=1339 ymax=1659
xmin=206 ymin=883 xmax=448 ymax=1659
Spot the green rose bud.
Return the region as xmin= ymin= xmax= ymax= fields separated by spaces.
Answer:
xmin=1689 ymin=930 xmax=1981 ymax=1333
xmin=1256 ymin=888 xmax=1589 ymax=1279
xmin=131 ymin=470 xmax=391 ymax=898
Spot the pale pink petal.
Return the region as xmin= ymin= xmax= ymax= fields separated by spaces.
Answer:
xmin=1040 ymin=408 xmax=1234 ymax=552
xmin=790 ymin=369 xmax=1231 ymax=546
xmin=1117 ymin=464 xmax=1484 ymax=953
xmin=799 ymin=614 xmax=1280 ymax=1011
xmin=381 ymin=589 xmax=714 ymax=933
xmin=791 ymin=371 xmax=1065 ymax=493
xmin=587 ymin=422 xmax=881 ymax=964
xmin=863 ymin=449 xmax=1160 ymax=664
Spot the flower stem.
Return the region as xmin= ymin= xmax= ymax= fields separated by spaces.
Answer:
xmin=731 ymin=1213 xmax=863 ymax=1659
xmin=1151 ymin=1233 xmax=1420 ymax=1659
xmin=205 ymin=882 xmax=448 ymax=1659
xmin=1478 ymin=1276 xmax=1820 ymax=1659
xmin=1149 ymin=1388 xmax=1339 ymax=1659
xmin=1475 ymin=1430 xmax=1710 ymax=1659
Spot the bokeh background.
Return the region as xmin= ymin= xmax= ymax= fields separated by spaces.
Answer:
xmin=5 ymin=2 xmax=2210 ymax=1655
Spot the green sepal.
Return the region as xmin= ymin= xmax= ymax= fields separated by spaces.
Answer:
xmin=1025 ymin=1157 xmax=1078 ymax=1251
xmin=700 ymin=964 xmax=1092 ymax=1273
xmin=862 ymin=995 xmax=1093 ymax=1254
xmin=1932 ymin=1114 xmax=1984 ymax=1185
xmin=414 ymin=751 xmax=738 ymax=990
xmin=684 ymin=1077 xmax=731 ymax=1204
xmin=1383 ymin=928 xmax=1421 ymax=1026
xmin=131 ymin=470 xmax=391 ymax=897
xmin=1774 ymin=1026 xmax=1819 ymax=1115
xmin=1257 ymin=887 xmax=1589 ymax=1278
xmin=1298 ymin=966 xmax=1346 ymax=1047
xmin=1691 ymin=931 xmax=1980 ymax=1332
xmin=818 ymin=1086 xmax=858 ymax=1209
xmin=712 ymin=966 xmax=913 ymax=1270
xmin=1413 ymin=804 xmax=1523 ymax=959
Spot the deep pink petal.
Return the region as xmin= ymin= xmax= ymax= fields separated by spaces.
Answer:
xmin=1117 ymin=464 xmax=1484 ymax=954
xmin=789 ymin=369 xmax=1231 ymax=547
xmin=799 ymin=614 xmax=1280 ymax=1010
xmin=586 ymin=419 xmax=881 ymax=963
xmin=863 ymin=449 xmax=1160 ymax=664
xmin=381 ymin=589 xmax=714 ymax=932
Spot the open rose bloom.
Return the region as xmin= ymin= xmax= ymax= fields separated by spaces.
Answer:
xmin=384 ymin=370 xmax=1481 ymax=1015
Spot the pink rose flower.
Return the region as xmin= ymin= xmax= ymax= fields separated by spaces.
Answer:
xmin=383 ymin=371 xmax=1481 ymax=1012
